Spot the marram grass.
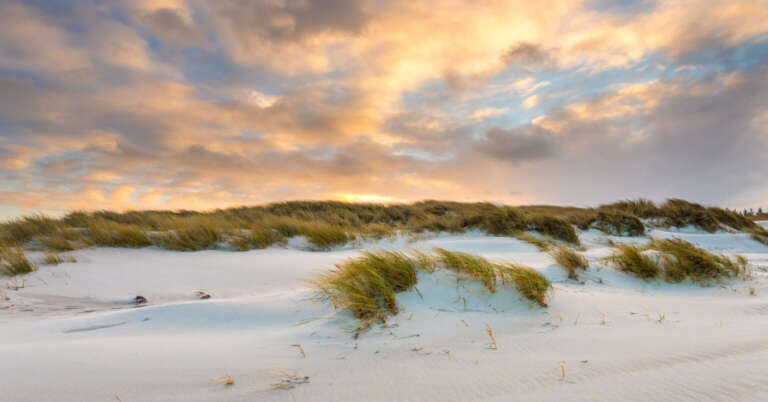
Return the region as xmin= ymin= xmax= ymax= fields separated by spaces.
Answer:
xmin=2 ymin=199 xmax=765 ymax=253
xmin=313 ymin=249 xmax=551 ymax=329
xmin=549 ymin=246 xmax=588 ymax=280
xmin=0 ymin=246 xmax=37 ymax=276
xmin=604 ymin=238 xmax=748 ymax=284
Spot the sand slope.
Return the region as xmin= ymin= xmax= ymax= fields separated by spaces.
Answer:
xmin=2 ymin=227 xmax=768 ymax=401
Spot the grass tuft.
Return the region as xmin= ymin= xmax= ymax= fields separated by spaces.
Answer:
xmin=497 ymin=263 xmax=551 ymax=307
xmin=435 ymin=248 xmax=498 ymax=292
xmin=153 ymin=226 xmax=221 ymax=251
xmin=650 ymin=238 xmax=747 ymax=283
xmin=526 ymin=215 xmax=579 ymax=244
xmin=88 ymin=223 xmax=152 ymax=248
xmin=605 ymin=238 xmax=748 ymax=284
xmin=313 ymin=249 xmax=551 ymax=328
xmin=0 ymin=247 xmax=37 ymax=276
xmin=313 ymin=250 xmax=418 ymax=324
xmin=549 ymin=246 xmax=588 ymax=280
xmin=511 ymin=231 xmax=553 ymax=251
xmin=605 ymin=244 xmax=661 ymax=280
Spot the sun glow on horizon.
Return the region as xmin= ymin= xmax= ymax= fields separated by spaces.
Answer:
xmin=335 ymin=193 xmax=405 ymax=204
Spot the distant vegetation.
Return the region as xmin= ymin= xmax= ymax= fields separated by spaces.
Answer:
xmin=313 ymin=249 xmax=551 ymax=330
xmin=604 ymin=238 xmax=748 ymax=284
xmin=0 ymin=199 xmax=765 ymax=264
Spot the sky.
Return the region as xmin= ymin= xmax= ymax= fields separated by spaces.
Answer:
xmin=1 ymin=0 xmax=768 ymax=218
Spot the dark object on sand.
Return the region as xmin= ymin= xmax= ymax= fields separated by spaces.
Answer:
xmin=196 ymin=291 xmax=211 ymax=300
xmin=134 ymin=295 xmax=147 ymax=304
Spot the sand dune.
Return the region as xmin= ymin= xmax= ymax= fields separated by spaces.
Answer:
xmin=2 ymin=227 xmax=768 ymax=401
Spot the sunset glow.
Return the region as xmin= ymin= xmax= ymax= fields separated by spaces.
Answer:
xmin=1 ymin=0 xmax=767 ymax=218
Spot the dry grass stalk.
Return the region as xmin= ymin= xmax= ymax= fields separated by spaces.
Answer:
xmin=210 ymin=375 xmax=234 ymax=386
xmin=461 ymin=319 xmax=469 ymax=327
xmin=485 ymin=323 xmax=498 ymax=350
xmin=265 ymin=371 xmax=310 ymax=391
xmin=291 ymin=344 xmax=307 ymax=358
xmin=559 ymin=361 xmax=566 ymax=381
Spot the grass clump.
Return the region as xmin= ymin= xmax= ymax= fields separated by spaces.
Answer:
xmin=41 ymin=252 xmax=75 ymax=265
xmin=88 ymin=223 xmax=152 ymax=248
xmin=605 ymin=244 xmax=661 ymax=280
xmin=42 ymin=252 xmax=65 ymax=265
xmin=497 ymin=264 xmax=551 ymax=307
xmin=435 ymin=248 xmax=499 ymax=292
xmin=39 ymin=233 xmax=80 ymax=251
xmin=574 ymin=210 xmax=645 ymax=236
xmin=153 ymin=225 xmax=221 ymax=251
xmin=313 ymin=251 xmax=418 ymax=323
xmin=227 ymin=228 xmax=281 ymax=251
xmin=746 ymin=227 xmax=768 ymax=246
xmin=0 ymin=247 xmax=37 ymax=276
xmin=598 ymin=199 xmax=659 ymax=218
xmin=549 ymin=246 xmax=588 ymax=280
xmin=650 ymin=238 xmax=747 ymax=283
xmin=511 ymin=232 xmax=553 ymax=251
xmin=526 ymin=215 xmax=579 ymax=244
xmin=314 ymin=249 xmax=551 ymax=328
xmin=301 ymin=223 xmax=351 ymax=250
xmin=605 ymin=238 xmax=748 ymax=284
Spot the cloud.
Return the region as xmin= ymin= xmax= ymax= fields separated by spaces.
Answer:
xmin=2 ymin=0 xmax=768 ymax=216
xmin=0 ymin=2 xmax=88 ymax=72
xmin=501 ymin=42 xmax=556 ymax=69
xmin=469 ymin=107 xmax=509 ymax=121
xmin=473 ymin=126 xmax=558 ymax=163
xmin=138 ymin=7 xmax=207 ymax=48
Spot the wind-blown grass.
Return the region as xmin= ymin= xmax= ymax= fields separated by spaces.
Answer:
xmin=497 ymin=264 xmax=551 ymax=307
xmin=549 ymin=246 xmax=588 ymax=280
xmin=87 ymin=222 xmax=152 ymax=248
xmin=1 ymin=198 xmax=763 ymax=252
xmin=313 ymin=249 xmax=551 ymax=329
xmin=650 ymin=238 xmax=747 ymax=283
xmin=604 ymin=238 xmax=748 ymax=284
xmin=435 ymin=248 xmax=499 ymax=292
xmin=511 ymin=232 xmax=553 ymax=251
xmin=312 ymin=251 xmax=419 ymax=323
xmin=747 ymin=228 xmax=768 ymax=246
xmin=605 ymin=244 xmax=660 ymax=280
xmin=153 ymin=225 xmax=221 ymax=251
xmin=0 ymin=246 xmax=37 ymax=276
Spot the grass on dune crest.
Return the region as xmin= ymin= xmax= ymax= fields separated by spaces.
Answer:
xmin=549 ymin=246 xmax=588 ymax=280
xmin=2 ymin=198 xmax=765 ymax=252
xmin=604 ymin=238 xmax=748 ymax=284
xmin=88 ymin=222 xmax=152 ymax=248
xmin=313 ymin=249 xmax=551 ymax=329
xmin=153 ymin=225 xmax=222 ymax=251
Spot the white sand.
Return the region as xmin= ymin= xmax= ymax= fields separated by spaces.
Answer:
xmin=2 ymin=226 xmax=768 ymax=401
